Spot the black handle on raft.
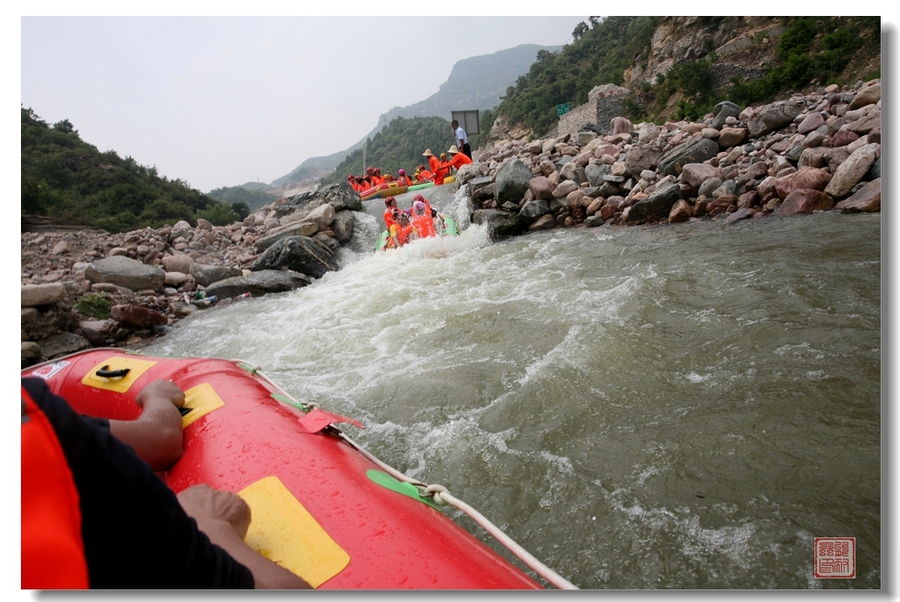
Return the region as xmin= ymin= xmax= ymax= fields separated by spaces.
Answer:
xmin=95 ymin=366 xmax=131 ymax=379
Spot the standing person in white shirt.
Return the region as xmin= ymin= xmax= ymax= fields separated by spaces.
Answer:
xmin=451 ymin=120 xmax=472 ymax=159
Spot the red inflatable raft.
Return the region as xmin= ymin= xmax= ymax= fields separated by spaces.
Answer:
xmin=21 ymin=349 xmax=549 ymax=590
xmin=359 ymin=182 xmax=408 ymax=201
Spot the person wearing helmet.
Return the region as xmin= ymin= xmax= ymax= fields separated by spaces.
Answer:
xmin=383 ymin=196 xmax=399 ymax=229
xmin=389 ymin=210 xmax=413 ymax=248
xmin=411 ymin=198 xmax=436 ymax=239
xmin=397 ymin=168 xmax=412 ymax=187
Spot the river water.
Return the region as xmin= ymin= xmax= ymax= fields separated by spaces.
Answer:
xmin=142 ymin=189 xmax=881 ymax=590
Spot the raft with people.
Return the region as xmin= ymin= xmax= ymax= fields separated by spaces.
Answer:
xmin=22 ymin=349 xmax=576 ymax=589
xmin=375 ymin=194 xmax=460 ymax=252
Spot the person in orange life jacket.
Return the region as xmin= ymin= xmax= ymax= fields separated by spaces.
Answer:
xmin=417 ymin=166 xmax=433 ymax=182
xmin=364 ymin=167 xmax=379 ymax=188
xmin=410 ymin=199 xmax=437 ymax=239
xmin=442 ymin=145 xmax=473 ymax=174
xmin=21 ymin=377 xmax=309 ymax=589
xmin=422 ymin=149 xmax=445 ymax=185
xmin=383 ymin=196 xmax=400 ymax=230
xmin=356 ymin=176 xmax=368 ymax=192
xmin=389 ymin=211 xmax=413 ymax=248
xmin=372 ymin=167 xmax=385 ymax=186
xmin=396 ymin=169 xmax=413 ymax=187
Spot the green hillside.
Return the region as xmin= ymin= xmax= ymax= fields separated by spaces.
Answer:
xmin=320 ymin=116 xmax=455 ymax=186
xmin=21 ymin=107 xmax=241 ymax=233
xmin=496 ymin=16 xmax=880 ymax=137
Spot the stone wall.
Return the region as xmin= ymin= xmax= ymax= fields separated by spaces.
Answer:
xmin=557 ymin=84 xmax=631 ymax=139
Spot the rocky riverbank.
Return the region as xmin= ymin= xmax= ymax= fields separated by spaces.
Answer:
xmin=21 ymin=79 xmax=881 ymax=368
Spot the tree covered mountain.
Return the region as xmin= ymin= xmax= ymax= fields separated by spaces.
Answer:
xmin=494 ymin=16 xmax=880 ymax=138
xmin=272 ymin=43 xmax=558 ymax=189
xmin=21 ymin=107 xmax=242 ymax=233
xmin=320 ymin=116 xmax=455 ymax=187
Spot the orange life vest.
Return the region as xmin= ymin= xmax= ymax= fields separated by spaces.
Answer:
xmin=21 ymin=385 xmax=90 ymax=589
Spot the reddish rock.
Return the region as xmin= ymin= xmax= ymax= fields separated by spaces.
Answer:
xmin=798 ymin=112 xmax=826 ymax=134
xmin=774 ymin=167 xmax=832 ymax=199
xmin=528 ymin=214 xmax=557 ymax=231
xmin=110 ymin=304 xmax=169 ymax=329
xmin=680 ymin=163 xmax=720 ymax=188
xmin=831 ymin=129 xmax=860 ymax=148
xmin=717 ymin=127 xmax=748 ymax=148
xmin=552 ymin=180 xmax=580 ymax=198
xmin=585 ymin=197 xmax=604 ymax=216
xmin=528 ymin=176 xmax=555 ymax=200
xmin=778 ymin=189 xmax=835 ymax=216
xmin=834 ymin=178 xmax=881 ymax=213
xmin=668 ymin=200 xmax=693 ymax=223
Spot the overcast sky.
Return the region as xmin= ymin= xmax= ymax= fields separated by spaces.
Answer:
xmin=20 ymin=13 xmax=588 ymax=192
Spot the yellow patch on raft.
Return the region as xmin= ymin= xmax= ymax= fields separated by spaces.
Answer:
xmin=239 ymin=476 xmax=350 ymax=588
xmin=81 ymin=356 xmax=158 ymax=393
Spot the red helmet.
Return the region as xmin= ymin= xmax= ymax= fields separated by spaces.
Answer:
xmin=413 ymin=194 xmax=425 ymax=203
xmin=384 ymin=196 xmax=396 ymax=206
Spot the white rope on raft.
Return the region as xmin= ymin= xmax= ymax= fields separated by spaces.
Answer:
xmin=238 ymin=360 xmax=579 ymax=589
xmin=341 ymin=432 xmax=579 ymax=590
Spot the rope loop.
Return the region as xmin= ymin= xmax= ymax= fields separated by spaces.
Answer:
xmin=421 ymin=483 xmax=449 ymax=506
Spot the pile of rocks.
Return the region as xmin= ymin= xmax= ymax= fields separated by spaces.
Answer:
xmin=21 ymin=80 xmax=881 ymax=366
xmin=457 ymin=79 xmax=880 ymax=237
xmin=21 ymin=183 xmax=363 ymax=367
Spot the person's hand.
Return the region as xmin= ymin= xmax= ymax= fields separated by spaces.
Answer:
xmin=109 ymin=379 xmax=185 ymax=471
xmin=135 ymin=379 xmax=185 ymax=411
xmin=176 ymin=484 xmax=310 ymax=588
xmin=177 ymin=484 xmax=252 ymax=540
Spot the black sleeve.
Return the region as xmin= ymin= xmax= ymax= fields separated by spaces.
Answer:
xmin=22 ymin=378 xmax=255 ymax=589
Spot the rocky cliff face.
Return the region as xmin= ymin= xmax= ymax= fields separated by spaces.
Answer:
xmin=625 ymin=16 xmax=784 ymax=90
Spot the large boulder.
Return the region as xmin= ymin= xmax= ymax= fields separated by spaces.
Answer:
xmin=657 ymin=137 xmax=719 ymax=176
xmin=331 ymin=210 xmax=356 ymax=243
xmin=256 ymin=221 xmax=319 ymax=251
xmin=518 ymin=200 xmax=551 ymax=226
xmin=494 ymin=159 xmax=534 ymax=205
xmin=774 ymin=167 xmax=832 ymax=199
xmin=834 ymin=178 xmax=881 ymax=213
xmin=205 ymin=270 xmax=312 ymax=298
xmin=319 ymin=181 xmax=363 ymax=212
xmin=22 ymin=283 xmax=67 ymax=307
xmin=471 ymin=209 xmax=525 ymax=239
xmin=747 ymin=98 xmax=804 ymax=137
xmin=710 ymin=101 xmax=741 ymax=129
xmin=778 ymin=189 xmax=835 ymax=216
xmin=824 ymin=143 xmax=880 ymax=199
xmin=585 ymin=163 xmax=612 ymax=187
xmin=848 ymin=81 xmax=881 ymax=110
xmin=190 ymin=263 xmax=243 ymax=287
xmin=249 ymin=236 xmax=339 ymax=280
xmin=84 ymin=256 xmax=165 ymax=292
xmin=626 ymin=181 xmax=683 ymax=223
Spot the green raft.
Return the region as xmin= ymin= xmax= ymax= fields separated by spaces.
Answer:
xmin=375 ymin=216 xmax=459 ymax=252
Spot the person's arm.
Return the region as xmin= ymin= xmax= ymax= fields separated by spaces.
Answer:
xmin=177 ymin=485 xmax=311 ymax=589
xmin=107 ymin=379 xmax=185 ymax=472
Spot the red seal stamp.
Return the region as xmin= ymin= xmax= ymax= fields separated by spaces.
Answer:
xmin=814 ymin=537 xmax=856 ymax=579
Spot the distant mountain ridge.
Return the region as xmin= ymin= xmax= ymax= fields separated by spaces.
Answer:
xmin=270 ymin=43 xmax=558 ymax=189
